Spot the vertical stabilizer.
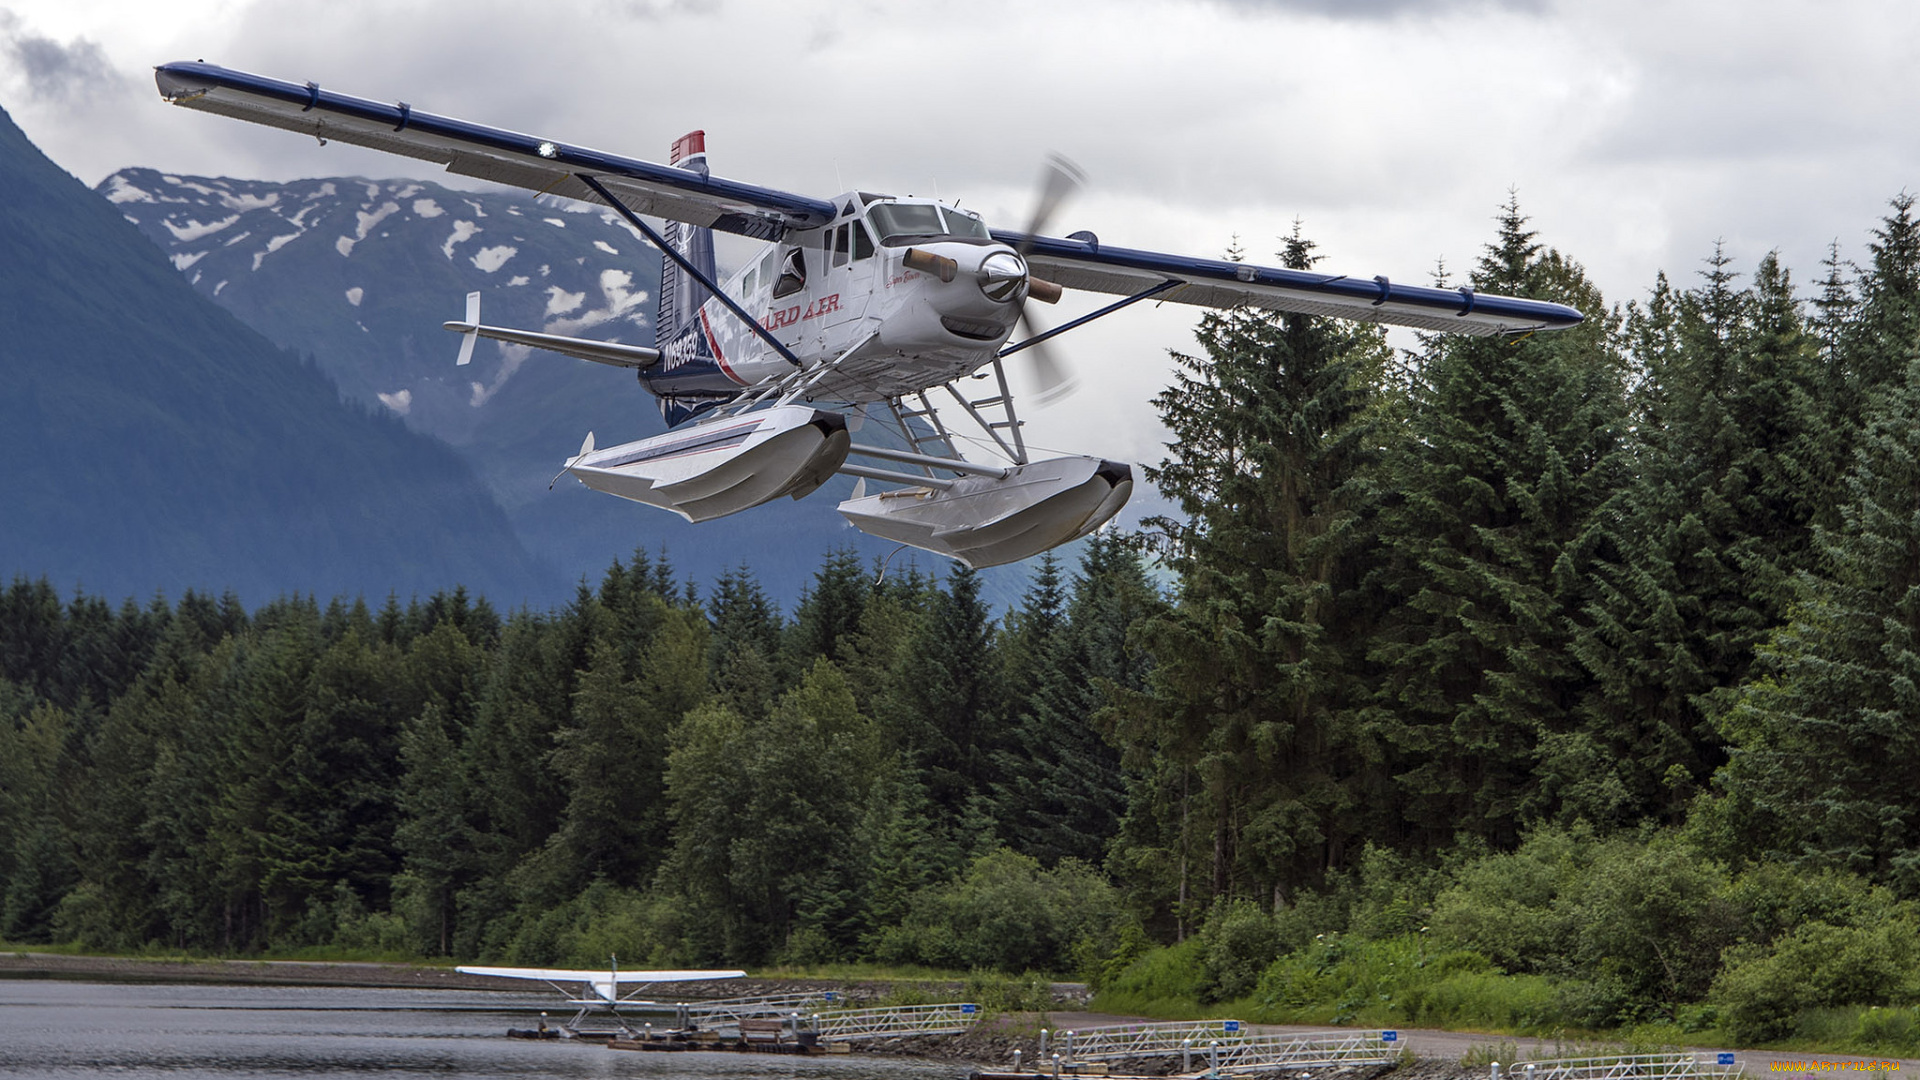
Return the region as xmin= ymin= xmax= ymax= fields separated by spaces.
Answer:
xmin=658 ymin=131 xmax=716 ymax=344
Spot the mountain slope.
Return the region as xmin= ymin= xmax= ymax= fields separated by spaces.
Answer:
xmin=0 ymin=104 xmax=559 ymax=605
xmin=95 ymin=166 xmax=944 ymax=601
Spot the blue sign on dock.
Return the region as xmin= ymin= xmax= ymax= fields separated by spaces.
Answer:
xmin=1223 ymin=1021 xmax=1241 ymax=1033
xmin=1718 ymin=1054 xmax=1735 ymax=1066
xmin=1384 ymin=1031 xmax=1399 ymax=1042
xmin=962 ymin=1004 xmax=977 ymax=1014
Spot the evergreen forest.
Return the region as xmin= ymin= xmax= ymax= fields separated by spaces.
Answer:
xmin=4 ymin=197 xmax=1920 ymax=1052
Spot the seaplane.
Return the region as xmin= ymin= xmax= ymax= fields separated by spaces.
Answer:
xmin=153 ymin=62 xmax=1583 ymax=568
xmin=455 ymin=959 xmax=745 ymax=1036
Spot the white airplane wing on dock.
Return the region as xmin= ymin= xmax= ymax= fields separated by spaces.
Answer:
xmin=457 ymin=967 xmax=746 ymax=983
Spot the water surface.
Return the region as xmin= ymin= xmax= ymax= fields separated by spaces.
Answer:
xmin=0 ymin=980 xmax=967 ymax=1080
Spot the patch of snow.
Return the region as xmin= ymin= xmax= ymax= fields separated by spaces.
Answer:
xmin=213 ymin=280 xmax=228 ymax=295
xmin=463 ymin=199 xmax=486 ymax=218
xmin=164 ymin=214 xmax=240 ymax=242
xmin=218 ymin=191 xmax=277 ymax=212
xmin=362 ymin=182 xmax=380 ymax=201
xmin=264 ymin=232 xmax=302 ymax=255
xmin=506 ymin=206 xmax=522 ymax=216
xmin=468 ymin=342 xmax=533 ymax=406
xmin=471 ymin=245 xmax=517 ymax=273
xmin=287 ymin=203 xmax=320 ymax=228
xmin=441 ymin=220 xmax=481 ymax=258
xmin=545 ymin=286 xmax=586 ymax=316
xmin=223 ymin=230 xmax=253 ymax=247
xmin=539 ymin=264 xmax=551 ymax=276
xmin=103 ymin=174 xmax=153 ymax=204
xmin=172 ymin=251 xmax=207 ymax=270
xmin=506 ymin=275 xmax=530 ymax=286
xmin=161 ymin=175 xmax=223 ymax=198
xmin=593 ymin=240 xmax=620 ymax=255
xmin=345 ymin=287 xmax=364 ymax=307
xmin=395 ymin=183 xmax=422 ymax=200
xmin=191 ymin=271 xmax=201 ymax=284
xmin=305 ymin=182 xmax=337 ymax=200
xmin=544 ymin=269 xmax=650 ymax=335
xmin=543 ymin=217 xmax=567 ymax=228
xmin=338 ymin=201 xmax=401 ymax=257
xmin=377 ymin=388 xmax=412 ymax=415
xmin=412 ymin=198 xmax=444 ymax=219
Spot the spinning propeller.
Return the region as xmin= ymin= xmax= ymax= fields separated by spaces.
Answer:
xmin=1011 ymin=153 xmax=1084 ymax=405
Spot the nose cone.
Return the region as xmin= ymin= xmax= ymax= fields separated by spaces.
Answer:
xmin=977 ymin=251 xmax=1027 ymax=303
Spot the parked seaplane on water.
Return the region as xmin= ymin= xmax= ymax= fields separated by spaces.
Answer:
xmin=153 ymin=62 xmax=1583 ymax=568
xmin=455 ymin=960 xmax=744 ymax=1036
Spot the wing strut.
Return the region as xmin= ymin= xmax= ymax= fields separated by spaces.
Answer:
xmin=577 ymin=173 xmax=807 ymax=370
xmin=999 ymin=278 xmax=1185 ymax=358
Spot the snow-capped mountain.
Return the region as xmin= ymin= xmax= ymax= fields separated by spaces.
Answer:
xmin=1 ymin=109 xmax=556 ymax=606
xmin=102 ymin=168 xmax=660 ymax=449
xmin=96 ymin=168 xmax=923 ymax=601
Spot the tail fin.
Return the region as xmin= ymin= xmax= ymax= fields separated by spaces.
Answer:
xmin=657 ymin=131 xmax=717 ymax=345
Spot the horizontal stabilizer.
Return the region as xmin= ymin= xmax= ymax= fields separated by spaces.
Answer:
xmin=456 ymin=966 xmax=746 ymax=983
xmin=440 ymin=318 xmax=661 ymax=370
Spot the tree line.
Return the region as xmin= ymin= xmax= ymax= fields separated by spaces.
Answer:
xmin=3 ymin=193 xmax=1919 ymax=1039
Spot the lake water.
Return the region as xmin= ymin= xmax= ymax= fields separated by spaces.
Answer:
xmin=0 ymin=980 xmax=971 ymax=1080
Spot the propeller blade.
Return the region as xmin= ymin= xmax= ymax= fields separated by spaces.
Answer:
xmin=1017 ymin=153 xmax=1086 ymax=255
xmin=1017 ymin=309 xmax=1078 ymax=406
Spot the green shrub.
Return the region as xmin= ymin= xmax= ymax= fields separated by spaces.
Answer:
xmin=1568 ymin=838 xmax=1736 ymax=1011
xmin=1429 ymin=825 xmax=1593 ymax=976
xmin=1092 ymin=935 xmax=1208 ymax=1015
xmin=872 ymin=849 xmax=1121 ymax=975
xmin=1199 ymin=900 xmax=1281 ymax=1003
xmin=1711 ymin=919 xmax=1920 ymax=1044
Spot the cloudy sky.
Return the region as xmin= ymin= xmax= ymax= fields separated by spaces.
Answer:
xmin=4 ymin=0 xmax=1917 ymax=468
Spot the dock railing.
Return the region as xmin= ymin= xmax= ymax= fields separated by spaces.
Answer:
xmin=1492 ymin=1054 xmax=1744 ymax=1080
xmin=680 ymin=992 xmax=841 ymax=1028
xmin=808 ymin=1002 xmax=981 ymax=1041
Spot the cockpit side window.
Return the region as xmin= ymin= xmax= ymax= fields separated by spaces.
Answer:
xmin=939 ymin=208 xmax=990 ymax=240
xmin=831 ymin=224 xmax=850 ymax=268
xmin=852 ymin=221 xmax=874 ymax=260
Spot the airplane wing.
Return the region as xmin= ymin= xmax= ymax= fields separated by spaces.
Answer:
xmin=994 ymin=229 xmax=1584 ymax=337
xmin=456 ymin=967 xmax=746 ymax=983
xmin=152 ymin=61 xmax=835 ymax=241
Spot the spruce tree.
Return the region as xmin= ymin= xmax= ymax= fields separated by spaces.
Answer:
xmin=1368 ymin=197 xmax=1625 ymax=849
xmin=1704 ymin=356 xmax=1920 ymax=894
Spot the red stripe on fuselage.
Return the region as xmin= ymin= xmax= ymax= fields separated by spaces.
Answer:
xmin=700 ymin=307 xmax=745 ymax=385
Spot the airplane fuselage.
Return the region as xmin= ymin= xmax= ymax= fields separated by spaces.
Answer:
xmin=644 ymin=194 xmax=1025 ymax=410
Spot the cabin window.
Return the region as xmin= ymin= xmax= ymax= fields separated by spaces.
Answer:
xmin=741 ymin=266 xmax=757 ymax=296
xmin=831 ymin=224 xmax=850 ymax=268
xmin=772 ymin=246 xmax=806 ymax=298
xmin=852 ymin=221 xmax=874 ymax=260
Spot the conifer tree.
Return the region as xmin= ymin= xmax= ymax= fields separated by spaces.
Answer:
xmin=1368 ymin=197 xmax=1625 ymax=849
xmin=1704 ymin=356 xmax=1920 ymax=894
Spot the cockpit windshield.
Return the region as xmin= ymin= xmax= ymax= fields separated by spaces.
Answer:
xmin=868 ymin=202 xmax=993 ymax=245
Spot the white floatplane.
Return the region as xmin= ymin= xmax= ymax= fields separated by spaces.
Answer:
xmin=456 ymin=960 xmax=744 ymax=1036
xmin=154 ymin=62 xmax=1583 ymax=567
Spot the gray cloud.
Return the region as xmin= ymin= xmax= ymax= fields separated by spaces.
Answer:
xmin=0 ymin=13 xmax=127 ymax=103
xmin=1212 ymin=0 xmax=1548 ymax=20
